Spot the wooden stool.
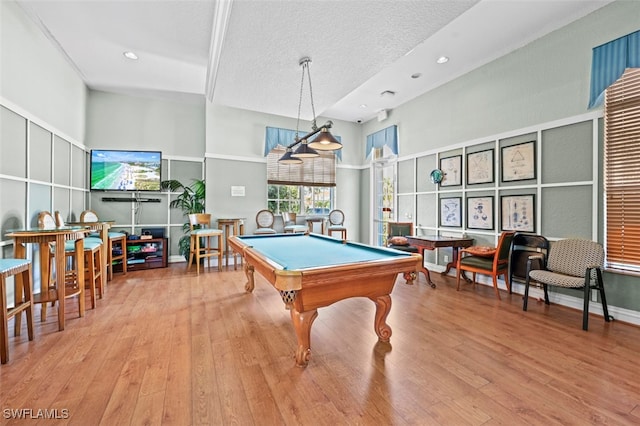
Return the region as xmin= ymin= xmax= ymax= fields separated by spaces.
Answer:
xmin=1 ymin=259 xmax=35 ymax=364
xmin=188 ymin=214 xmax=223 ymax=275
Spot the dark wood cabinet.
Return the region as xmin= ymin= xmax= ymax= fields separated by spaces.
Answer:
xmin=114 ymin=237 xmax=168 ymax=272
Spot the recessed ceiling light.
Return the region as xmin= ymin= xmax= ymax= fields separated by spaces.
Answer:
xmin=436 ymin=56 xmax=449 ymax=64
xmin=411 ymin=73 xmax=422 ymax=79
xmin=123 ymin=51 xmax=138 ymax=60
xmin=380 ymin=90 xmax=395 ymax=97
xmin=360 ymin=104 xmax=367 ymax=108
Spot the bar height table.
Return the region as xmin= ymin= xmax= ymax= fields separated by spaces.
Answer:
xmin=217 ymin=218 xmax=245 ymax=269
xmin=6 ymin=227 xmax=89 ymax=331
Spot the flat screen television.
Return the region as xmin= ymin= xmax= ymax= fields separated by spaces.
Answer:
xmin=90 ymin=149 xmax=162 ymax=191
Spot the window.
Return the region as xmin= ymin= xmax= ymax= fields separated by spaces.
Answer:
xmin=266 ymin=146 xmax=336 ymax=187
xmin=605 ymin=68 xmax=640 ymax=273
xmin=267 ymin=185 xmax=333 ymax=214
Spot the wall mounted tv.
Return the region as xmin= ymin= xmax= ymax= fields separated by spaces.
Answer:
xmin=90 ymin=150 xmax=162 ymax=191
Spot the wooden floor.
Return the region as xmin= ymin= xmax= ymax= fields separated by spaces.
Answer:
xmin=2 ymin=263 xmax=640 ymax=425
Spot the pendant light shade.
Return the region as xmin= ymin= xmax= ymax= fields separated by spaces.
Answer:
xmin=291 ymin=140 xmax=319 ymax=158
xmin=278 ymin=148 xmax=304 ymax=164
xmin=308 ymin=127 xmax=342 ymax=151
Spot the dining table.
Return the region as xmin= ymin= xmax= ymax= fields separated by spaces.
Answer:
xmin=6 ymin=227 xmax=90 ymax=331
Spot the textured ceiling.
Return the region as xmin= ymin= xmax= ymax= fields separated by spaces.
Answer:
xmin=17 ymin=0 xmax=615 ymax=123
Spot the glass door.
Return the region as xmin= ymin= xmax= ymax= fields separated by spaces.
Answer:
xmin=371 ymin=147 xmax=397 ymax=246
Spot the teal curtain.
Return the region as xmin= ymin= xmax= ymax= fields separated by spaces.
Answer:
xmin=588 ymin=30 xmax=640 ymax=109
xmin=365 ymin=125 xmax=398 ymax=158
xmin=264 ymin=126 xmax=342 ymax=160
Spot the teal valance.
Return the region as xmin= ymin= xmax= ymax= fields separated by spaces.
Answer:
xmin=365 ymin=125 xmax=398 ymax=158
xmin=588 ymin=29 xmax=640 ymax=109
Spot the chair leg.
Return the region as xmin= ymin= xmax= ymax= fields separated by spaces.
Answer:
xmin=583 ymin=276 xmax=590 ymax=331
xmin=1 ymin=276 xmax=9 ymax=364
xmin=543 ymin=284 xmax=550 ymax=305
xmin=20 ymin=266 xmax=35 ymax=342
xmin=596 ymin=269 xmax=612 ymax=323
xmin=492 ymin=275 xmax=501 ymax=300
xmin=523 ymin=276 xmax=531 ymax=311
xmin=85 ymin=250 xmax=96 ymax=310
xmin=456 ymin=268 xmax=461 ymax=291
xmin=107 ymin=239 xmax=113 ymax=281
xmin=503 ymin=272 xmax=511 ymax=294
xmin=218 ymin=234 xmax=223 ymax=272
xmin=195 ymin=236 xmax=201 ymax=276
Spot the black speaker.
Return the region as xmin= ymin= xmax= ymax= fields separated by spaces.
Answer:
xmin=141 ymin=228 xmax=165 ymax=239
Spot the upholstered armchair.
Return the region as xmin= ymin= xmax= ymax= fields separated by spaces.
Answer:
xmin=523 ymin=238 xmax=613 ymax=330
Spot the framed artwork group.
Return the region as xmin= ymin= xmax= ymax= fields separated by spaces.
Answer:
xmin=437 ymin=194 xmax=535 ymax=232
xmin=432 ymin=140 xmax=537 ymax=231
xmin=435 ymin=140 xmax=536 ymax=187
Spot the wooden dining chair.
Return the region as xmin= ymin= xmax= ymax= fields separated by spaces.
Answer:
xmin=254 ymin=210 xmax=277 ymax=235
xmin=456 ymin=231 xmax=515 ymax=300
xmin=282 ymin=212 xmax=307 ymax=233
xmin=188 ymin=213 xmax=223 ymax=274
xmin=327 ymin=209 xmax=347 ymax=239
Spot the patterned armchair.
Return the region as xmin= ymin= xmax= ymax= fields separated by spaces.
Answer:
xmin=523 ymin=238 xmax=613 ymax=330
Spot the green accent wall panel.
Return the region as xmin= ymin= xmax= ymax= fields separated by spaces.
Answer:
xmin=416 ymin=193 xmax=437 ymax=228
xmin=72 ymin=145 xmax=85 ymax=188
xmin=53 ymin=187 xmax=70 ymax=221
xmin=397 ymin=159 xmax=414 ymax=193
xmin=29 ymin=183 xmax=51 ymax=227
xmin=540 ymin=186 xmax=592 ymax=238
xmin=0 ymin=179 xmax=26 ymax=232
xmin=0 ymin=106 xmax=27 ymax=178
xmin=416 ymin=154 xmax=437 ymax=192
xmin=29 ymin=122 xmax=52 ymax=183
xmin=53 ymin=135 xmax=70 ymax=186
xmin=398 ymin=194 xmax=414 ymax=222
xmin=541 ymin=121 xmax=593 ymax=184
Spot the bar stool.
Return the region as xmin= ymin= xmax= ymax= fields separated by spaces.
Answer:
xmin=38 ymin=211 xmax=87 ymax=322
xmin=1 ymin=259 xmax=35 ymax=364
xmin=80 ymin=210 xmax=127 ymax=281
xmin=55 ymin=211 xmax=104 ymax=308
xmin=188 ymin=214 xmax=223 ymax=275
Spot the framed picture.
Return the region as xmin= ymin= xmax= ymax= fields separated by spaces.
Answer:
xmin=501 ymin=194 xmax=535 ymax=232
xmin=467 ymin=149 xmax=494 ymax=185
xmin=440 ymin=197 xmax=462 ymax=227
xmin=440 ymin=155 xmax=462 ymax=187
xmin=501 ymin=141 xmax=536 ymax=182
xmin=467 ymin=196 xmax=494 ymax=230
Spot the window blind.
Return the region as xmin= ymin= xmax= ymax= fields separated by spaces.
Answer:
xmin=267 ymin=147 xmax=336 ymax=187
xmin=605 ymin=68 xmax=640 ymax=272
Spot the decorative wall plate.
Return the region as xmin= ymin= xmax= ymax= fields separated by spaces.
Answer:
xmin=430 ymin=169 xmax=444 ymax=184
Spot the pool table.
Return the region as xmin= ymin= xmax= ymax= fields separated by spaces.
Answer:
xmin=228 ymin=233 xmax=422 ymax=367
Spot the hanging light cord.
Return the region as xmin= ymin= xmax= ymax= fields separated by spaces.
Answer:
xmin=294 ymin=59 xmax=306 ymax=142
xmin=305 ymin=60 xmax=318 ymax=131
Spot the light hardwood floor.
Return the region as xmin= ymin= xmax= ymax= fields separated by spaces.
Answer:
xmin=2 ymin=263 xmax=640 ymax=425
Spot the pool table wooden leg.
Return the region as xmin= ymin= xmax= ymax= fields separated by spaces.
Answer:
xmin=243 ymin=263 xmax=255 ymax=293
xmin=290 ymin=307 xmax=318 ymax=367
xmin=370 ymin=294 xmax=392 ymax=342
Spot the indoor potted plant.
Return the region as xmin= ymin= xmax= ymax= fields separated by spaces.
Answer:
xmin=161 ymin=178 xmax=206 ymax=259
